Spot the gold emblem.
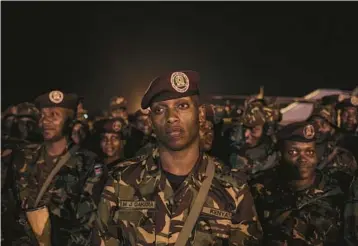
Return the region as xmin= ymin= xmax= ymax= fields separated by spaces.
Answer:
xmin=351 ymin=96 xmax=358 ymax=106
xmin=49 ymin=90 xmax=64 ymax=104
xmin=112 ymin=121 xmax=122 ymax=132
xmin=170 ymin=72 xmax=189 ymax=93
xmin=303 ymin=124 xmax=315 ymax=139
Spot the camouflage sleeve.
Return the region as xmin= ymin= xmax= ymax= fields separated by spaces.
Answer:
xmin=97 ymin=175 xmax=123 ymax=246
xmin=229 ymin=177 xmax=263 ymax=245
xmin=344 ymin=173 xmax=358 ymax=246
xmin=69 ymin=160 xmax=108 ymax=245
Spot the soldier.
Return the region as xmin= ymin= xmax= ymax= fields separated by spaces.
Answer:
xmin=97 ymin=71 xmax=262 ymax=245
xmin=336 ymin=94 xmax=358 ymax=163
xmin=109 ymin=96 xmax=129 ymax=125
xmin=1 ymin=102 xmax=42 ymax=245
xmin=307 ymin=103 xmax=357 ymax=192
xmin=198 ymin=104 xmax=215 ymax=153
xmin=133 ymin=108 xmax=157 ymax=156
xmin=1 ymin=105 xmax=18 ymax=140
xmin=250 ymin=121 xmax=345 ymax=245
xmin=344 ymin=170 xmax=358 ymax=246
xmin=71 ymin=120 xmax=91 ymax=147
xmin=94 ymin=117 xmax=126 ymax=172
xmin=11 ymin=90 xmax=107 ymax=246
xmin=228 ymin=102 xmax=277 ymax=175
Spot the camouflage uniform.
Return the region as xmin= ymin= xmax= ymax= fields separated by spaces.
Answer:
xmin=229 ymin=102 xmax=277 ymax=175
xmin=98 ymin=148 xmax=263 ymax=246
xmin=250 ymin=121 xmax=345 ymax=245
xmin=1 ymin=102 xmax=42 ymax=245
xmin=12 ymin=142 xmax=107 ymax=246
xmin=250 ymin=168 xmax=344 ymax=245
xmin=344 ymin=170 xmax=358 ymax=246
xmin=309 ymin=102 xmax=357 ymax=191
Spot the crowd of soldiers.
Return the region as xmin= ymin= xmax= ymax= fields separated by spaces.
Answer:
xmin=1 ymin=70 xmax=358 ymax=246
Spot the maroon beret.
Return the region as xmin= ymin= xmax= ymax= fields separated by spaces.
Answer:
xmin=94 ymin=117 xmax=126 ymax=135
xmin=141 ymin=70 xmax=200 ymax=109
xmin=277 ymin=121 xmax=316 ymax=142
xmin=35 ymin=90 xmax=79 ymax=111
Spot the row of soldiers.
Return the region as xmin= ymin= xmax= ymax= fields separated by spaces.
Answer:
xmin=1 ymin=70 xmax=358 ymax=245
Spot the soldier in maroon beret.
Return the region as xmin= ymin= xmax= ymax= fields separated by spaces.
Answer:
xmin=98 ymin=71 xmax=262 ymax=245
xmin=94 ymin=117 xmax=126 ymax=172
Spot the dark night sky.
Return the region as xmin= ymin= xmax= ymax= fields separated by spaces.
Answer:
xmin=2 ymin=1 xmax=358 ymax=113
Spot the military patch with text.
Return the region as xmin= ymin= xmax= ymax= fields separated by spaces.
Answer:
xmin=118 ymin=200 xmax=156 ymax=210
xmin=201 ymin=207 xmax=232 ymax=219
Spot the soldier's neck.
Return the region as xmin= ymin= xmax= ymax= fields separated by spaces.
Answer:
xmin=289 ymin=174 xmax=316 ymax=191
xmin=105 ymin=155 xmax=121 ymax=165
xmin=159 ymin=141 xmax=200 ymax=176
xmin=45 ymin=137 xmax=68 ymax=157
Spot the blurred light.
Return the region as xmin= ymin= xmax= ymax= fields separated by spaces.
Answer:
xmin=84 ymin=114 xmax=88 ymax=119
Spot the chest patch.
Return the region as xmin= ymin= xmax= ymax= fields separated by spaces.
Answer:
xmin=202 ymin=207 xmax=232 ymax=219
xmin=118 ymin=200 xmax=156 ymax=209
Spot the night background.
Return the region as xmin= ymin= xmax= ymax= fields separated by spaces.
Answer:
xmin=2 ymin=1 xmax=358 ymax=114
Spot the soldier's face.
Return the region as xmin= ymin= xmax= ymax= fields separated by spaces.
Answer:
xmin=39 ymin=107 xmax=68 ymax=141
xmin=199 ymin=120 xmax=214 ymax=151
xmin=100 ymin=133 xmax=122 ymax=157
xmin=341 ymin=107 xmax=358 ymax=132
xmin=244 ymin=124 xmax=264 ymax=147
xmin=281 ymin=141 xmax=317 ymax=180
xmin=311 ymin=117 xmax=332 ymax=134
xmin=150 ymin=96 xmax=200 ymax=151
xmin=110 ymin=108 xmax=128 ymax=121
xmin=71 ymin=123 xmax=86 ymax=145
xmin=136 ymin=115 xmax=152 ymax=136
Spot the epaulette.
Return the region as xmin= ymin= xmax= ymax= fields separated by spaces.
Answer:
xmin=111 ymin=154 xmax=148 ymax=170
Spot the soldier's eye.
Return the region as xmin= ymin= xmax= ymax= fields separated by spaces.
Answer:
xmin=306 ymin=150 xmax=315 ymax=156
xmin=288 ymin=150 xmax=297 ymax=155
xmin=178 ymin=103 xmax=189 ymax=110
xmin=153 ymin=107 xmax=164 ymax=114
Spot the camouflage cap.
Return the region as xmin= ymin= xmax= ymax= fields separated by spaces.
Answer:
xmin=34 ymin=90 xmax=79 ymax=111
xmin=94 ymin=117 xmax=125 ymax=136
xmin=16 ymin=102 xmax=40 ymax=120
xmin=241 ymin=105 xmax=267 ymax=127
xmin=141 ymin=70 xmax=200 ymax=109
xmin=277 ymin=121 xmax=316 ymax=142
xmin=309 ymin=104 xmax=337 ymax=126
xmin=109 ymin=96 xmax=128 ymax=110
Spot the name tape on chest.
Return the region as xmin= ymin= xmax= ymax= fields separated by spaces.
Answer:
xmin=202 ymin=207 xmax=232 ymax=220
xmin=118 ymin=200 xmax=156 ymax=209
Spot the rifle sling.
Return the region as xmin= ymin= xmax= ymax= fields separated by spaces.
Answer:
xmin=34 ymin=145 xmax=80 ymax=208
xmin=174 ymin=157 xmax=215 ymax=246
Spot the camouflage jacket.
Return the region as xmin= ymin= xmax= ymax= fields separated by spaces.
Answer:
xmin=98 ymin=148 xmax=263 ymax=245
xmin=250 ymin=168 xmax=344 ymax=245
xmin=344 ymin=171 xmax=358 ymax=246
xmin=230 ymin=138 xmax=277 ymax=176
xmin=12 ymin=143 xmax=107 ymax=246
xmin=316 ymin=140 xmax=357 ymax=175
